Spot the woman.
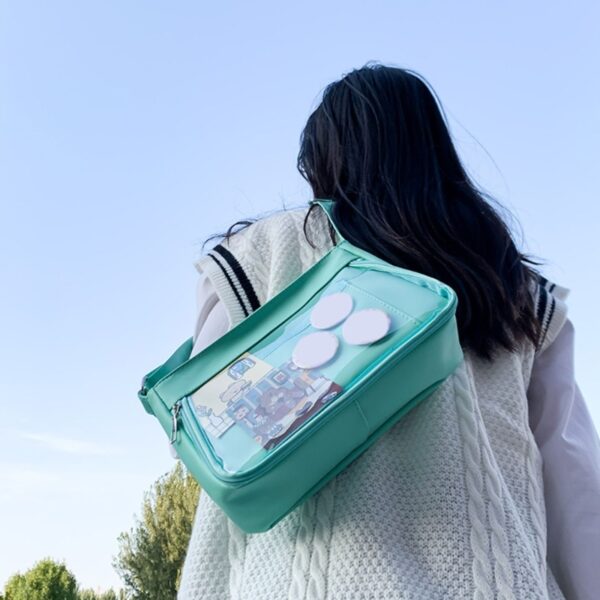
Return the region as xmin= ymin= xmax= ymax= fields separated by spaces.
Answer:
xmin=176 ymin=63 xmax=600 ymax=599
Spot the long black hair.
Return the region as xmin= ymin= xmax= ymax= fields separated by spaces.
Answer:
xmin=206 ymin=62 xmax=544 ymax=361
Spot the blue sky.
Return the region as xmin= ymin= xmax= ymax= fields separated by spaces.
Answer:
xmin=1 ymin=0 xmax=598 ymax=592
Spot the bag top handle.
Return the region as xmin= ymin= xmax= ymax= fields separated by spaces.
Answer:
xmin=310 ymin=198 xmax=346 ymax=244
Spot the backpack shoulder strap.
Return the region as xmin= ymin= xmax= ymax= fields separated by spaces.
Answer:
xmin=310 ymin=198 xmax=346 ymax=244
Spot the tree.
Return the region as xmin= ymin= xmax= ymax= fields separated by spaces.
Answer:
xmin=78 ymin=589 xmax=122 ymax=600
xmin=78 ymin=589 xmax=124 ymax=599
xmin=3 ymin=558 xmax=78 ymax=600
xmin=113 ymin=461 xmax=200 ymax=599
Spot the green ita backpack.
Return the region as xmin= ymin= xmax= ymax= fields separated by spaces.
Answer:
xmin=138 ymin=198 xmax=464 ymax=533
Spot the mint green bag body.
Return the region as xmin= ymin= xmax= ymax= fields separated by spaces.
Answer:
xmin=138 ymin=199 xmax=463 ymax=533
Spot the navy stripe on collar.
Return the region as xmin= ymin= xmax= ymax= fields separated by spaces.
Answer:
xmin=213 ymin=244 xmax=261 ymax=312
xmin=207 ymin=253 xmax=250 ymax=318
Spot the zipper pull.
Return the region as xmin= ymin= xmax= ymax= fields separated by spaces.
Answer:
xmin=170 ymin=399 xmax=182 ymax=445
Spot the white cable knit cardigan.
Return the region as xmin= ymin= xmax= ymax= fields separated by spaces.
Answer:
xmin=177 ymin=204 xmax=597 ymax=600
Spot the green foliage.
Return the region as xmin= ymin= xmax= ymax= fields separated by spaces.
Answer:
xmin=78 ymin=589 xmax=122 ymax=600
xmin=3 ymin=558 xmax=78 ymax=600
xmin=1 ymin=466 xmax=197 ymax=600
xmin=1 ymin=558 xmax=124 ymax=599
xmin=113 ymin=461 xmax=200 ymax=600
xmin=78 ymin=589 xmax=124 ymax=599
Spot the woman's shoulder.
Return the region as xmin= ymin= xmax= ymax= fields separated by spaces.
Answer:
xmin=203 ymin=202 xmax=333 ymax=261
xmin=193 ymin=203 xmax=335 ymax=322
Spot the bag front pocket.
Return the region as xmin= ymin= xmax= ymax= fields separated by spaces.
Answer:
xmin=174 ymin=263 xmax=447 ymax=479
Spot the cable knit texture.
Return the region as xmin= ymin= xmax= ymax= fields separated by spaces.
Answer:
xmin=177 ymin=204 xmax=569 ymax=600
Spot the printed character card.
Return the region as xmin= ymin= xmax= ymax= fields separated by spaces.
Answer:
xmin=190 ymin=352 xmax=342 ymax=451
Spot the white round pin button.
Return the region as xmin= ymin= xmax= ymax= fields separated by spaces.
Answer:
xmin=342 ymin=308 xmax=391 ymax=345
xmin=310 ymin=291 xmax=354 ymax=329
xmin=292 ymin=331 xmax=339 ymax=369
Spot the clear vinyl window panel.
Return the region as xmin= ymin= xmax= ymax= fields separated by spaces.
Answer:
xmin=182 ymin=264 xmax=441 ymax=475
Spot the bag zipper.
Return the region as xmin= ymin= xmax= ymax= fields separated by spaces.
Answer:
xmin=170 ymin=400 xmax=182 ymax=446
